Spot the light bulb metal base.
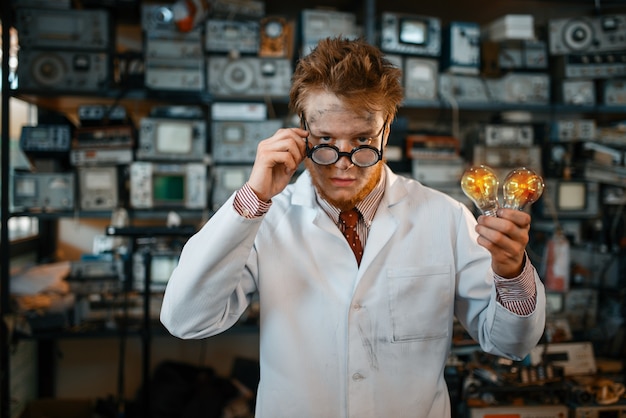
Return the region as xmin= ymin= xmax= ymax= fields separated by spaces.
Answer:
xmin=482 ymin=208 xmax=499 ymax=217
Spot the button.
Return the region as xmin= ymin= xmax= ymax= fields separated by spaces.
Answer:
xmin=352 ymin=303 xmax=361 ymax=310
xmin=242 ymin=208 xmax=251 ymax=218
xmin=352 ymin=373 xmax=364 ymax=381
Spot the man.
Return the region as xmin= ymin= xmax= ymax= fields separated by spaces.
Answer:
xmin=161 ymin=37 xmax=546 ymax=417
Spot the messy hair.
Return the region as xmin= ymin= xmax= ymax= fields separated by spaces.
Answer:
xmin=289 ymin=37 xmax=404 ymax=123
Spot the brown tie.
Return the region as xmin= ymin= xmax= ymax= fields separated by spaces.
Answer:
xmin=339 ymin=208 xmax=363 ymax=265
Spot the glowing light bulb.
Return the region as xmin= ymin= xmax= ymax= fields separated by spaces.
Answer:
xmin=460 ymin=165 xmax=500 ymax=217
xmin=502 ymin=167 xmax=545 ymax=211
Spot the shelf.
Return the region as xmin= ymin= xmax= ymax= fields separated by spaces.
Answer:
xmin=402 ymin=99 xmax=626 ymax=114
xmin=15 ymin=88 xmax=626 ymax=116
xmin=8 ymin=209 xmax=212 ymax=222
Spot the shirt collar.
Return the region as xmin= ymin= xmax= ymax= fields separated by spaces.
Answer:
xmin=316 ymin=168 xmax=386 ymax=228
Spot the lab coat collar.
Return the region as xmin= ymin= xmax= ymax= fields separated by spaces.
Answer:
xmin=290 ymin=165 xmax=408 ymax=271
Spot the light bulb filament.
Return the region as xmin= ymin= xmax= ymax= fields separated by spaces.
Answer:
xmin=460 ymin=165 xmax=500 ymax=216
xmin=502 ymin=167 xmax=544 ymax=211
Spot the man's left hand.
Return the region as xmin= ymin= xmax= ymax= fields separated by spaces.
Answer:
xmin=475 ymin=208 xmax=531 ymax=278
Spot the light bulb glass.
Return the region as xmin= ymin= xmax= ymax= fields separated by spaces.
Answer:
xmin=502 ymin=167 xmax=545 ymax=211
xmin=460 ymin=165 xmax=500 ymax=216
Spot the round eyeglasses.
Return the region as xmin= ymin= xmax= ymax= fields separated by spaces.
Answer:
xmin=302 ymin=116 xmax=386 ymax=168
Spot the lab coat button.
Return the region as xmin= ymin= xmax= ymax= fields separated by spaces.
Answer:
xmin=352 ymin=303 xmax=361 ymax=310
xmin=352 ymin=373 xmax=364 ymax=381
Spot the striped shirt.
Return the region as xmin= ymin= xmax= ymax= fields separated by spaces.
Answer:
xmin=233 ymin=172 xmax=537 ymax=316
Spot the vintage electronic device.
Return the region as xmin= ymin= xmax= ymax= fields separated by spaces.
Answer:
xmin=563 ymin=288 xmax=598 ymax=331
xmin=497 ymin=43 xmax=525 ymax=70
xmin=259 ymin=16 xmax=293 ymax=58
xmin=583 ymin=161 xmax=626 ymax=188
xmin=212 ymin=0 xmax=264 ymax=19
xmin=469 ymin=405 xmax=568 ymax=418
xmin=384 ymin=54 xmax=404 ymax=70
xmin=132 ymin=250 xmax=180 ymax=291
xmin=549 ymin=14 xmax=626 ymax=55
xmin=129 ymin=161 xmax=207 ymax=209
xmin=144 ymin=58 xmax=205 ymax=91
xmin=539 ymin=179 xmax=600 ymax=218
xmin=77 ymin=166 xmax=120 ymax=211
xmin=12 ymin=171 xmax=75 ymax=211
xmin=565 ymin=245 xmax=621 ymax=288
xmin=412 ymin=157 xmax=465 ymax=185
xmin=441 ymin=21 xmax=481 ymax=75
xmin=68 ymin=258 xmax=124 ymax=295
xmin=472 ymin=145 xmax=542 ymax=181
xmin=583 ymin=141 xmax=622 ymax=166
xmin=550 ymin=119 xmax=596 ymax=141
xmin=494 ymin=40 xmax=549 ymax=70
xmin=74 ymin=125 xmax=135 ymax=150
xmin=523 ymin=40 xmax=549 ymax=69
xmin=212 ymin=165 xmax=252 ymax=210
xmin=20 ymin=125 xmax=72 ymax=155
xmin=78 ymin=105 xmax=128 ymax=126
xmin=149 ymin=105 xmax=204 ymax=119
xmin=485 ymin=73 xmax=550 ymax=104
xmin=212 ymin=120 xmax=283 ymax=163
xmin=300 ymin=9 xmax=359 ymax=56
xmin=406 ymin=135 xmax=460 ymax=160
xmin=207 ymin=56 xmax=292 ymax=97
xmin=556 ymin=79 xmax=596 ymax=106
xmin=438 ymin=74 xmax=490 ymax=104
xmin=212 ymin=102 xmax=268 ymax=121
xmin=404 ymin=57 xmax=439 ymax=102
xmin=483 ymin=124 xmax=534 ymax=147
xmin=530 ymin=342 xmax=596 ymax=376
xmin=572 ymin=404 xmax=626 ymax=418
xmin=137 ymin=117 xmax=206 ymax=161
xmin=205 ymin=19 xmax=260 ymax=54
xmin=552 ymin=51 xmax=626 ymax=79
xmin=380 ymin=12 xmax=441 ymax=56
xmin=145 ymin=31 xmax=203 ymax=60
xmin=483 ymin=14 xmax=535 ymax=42
xmin=15 ymin=8 xmax=111 ymax=50
xmin=71 ymin=148 xmax=134 ymax=166
xmin=17 ymin=49 xmax=110 ymax=92
xmin=141 ymin=4 xmax=177 ymax=33
xmin=602 ymin=78 xmax=626 ymax=105
xmin=70 ymin=259 xmax=122 ymax=280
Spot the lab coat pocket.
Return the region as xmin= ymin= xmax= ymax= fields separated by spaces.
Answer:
xmin=388 ymin=265 xmax=452 ymax=342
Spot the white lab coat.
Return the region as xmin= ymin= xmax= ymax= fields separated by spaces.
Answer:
xmin=161 ymin=165 xmax=546 ymax=418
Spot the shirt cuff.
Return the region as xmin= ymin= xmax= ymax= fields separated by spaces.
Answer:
xmin=233 ymin=183 xmax=272 ymax=219
xmin=494 ymin=253 xmax=537 ymax=316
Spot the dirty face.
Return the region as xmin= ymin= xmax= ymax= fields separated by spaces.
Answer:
xmin=302 ymin=91 xmax=388 ymax=211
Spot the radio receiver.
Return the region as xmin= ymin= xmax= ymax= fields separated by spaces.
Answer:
xmin=16 ymin=8 xmax=111 ymax=50
xmin=549 ymin=15 xmax=626 ymax=55
xmin=205 ymin=19 xmax=260 ymax=54
xmin=17 ymin=50 xmax=110 ymax=92
xmin=207 ymin=56 xmax=292 ymax=97
xmin=301 ymin=9 xmax=359 ymax=56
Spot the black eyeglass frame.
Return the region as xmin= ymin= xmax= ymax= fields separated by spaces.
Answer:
xmin=301 ymin=115 xmax=387 ymax=168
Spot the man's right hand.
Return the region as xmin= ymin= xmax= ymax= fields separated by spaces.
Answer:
xmin=247 ymin=127 xmax=308 ymax=202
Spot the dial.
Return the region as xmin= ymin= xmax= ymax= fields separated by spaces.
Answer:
xmin=265 ymin=20 xmax=284 ymax=38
